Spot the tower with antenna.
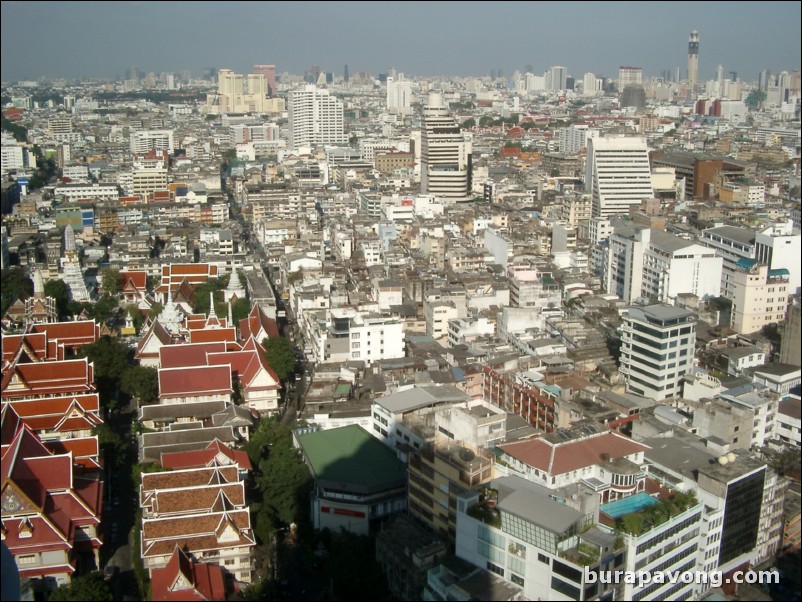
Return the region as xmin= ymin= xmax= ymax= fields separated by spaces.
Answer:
xmin=688 ymin=30 xmax=699 ymax=96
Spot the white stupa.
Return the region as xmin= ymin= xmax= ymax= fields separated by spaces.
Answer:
xmin=223 ymin=268 xmax=245 ymax=303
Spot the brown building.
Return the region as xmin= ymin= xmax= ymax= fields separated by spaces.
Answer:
xmin=374 ymin=150 xmax=415 ymax=174
xmin=651 ymin=152 xmax=749 ymax=200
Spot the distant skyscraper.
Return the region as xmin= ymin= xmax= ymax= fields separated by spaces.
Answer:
xmin=618 ymin=66 xmax=643 ymax=87
xmin=586 ymin=136 xmax=654 ymax=218
xmin=253 ymin=64 xmax=276 ymax=96
xmin=386 ymin=75 xmax=413 ymax=114
xmin=420 ymin=93 xmax=472 ymax=202
xmin=287 ymin=85 xmax=345 ymax=148
xmin=688 ymin=30 xmax=699 ymax=94
xmin=759 ymin=69 xmax=772 ymax=92
xmin=548 ymin=66 xmax=567 ymax=91
xmin=343 ymin=64 xmax=349 ymax=83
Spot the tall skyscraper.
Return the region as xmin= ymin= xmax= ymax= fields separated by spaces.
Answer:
xmin=343 ymin=64 xmax=349 ymax=83
xmin=688 ymin=30 xmax=700 ymax=94
xmin=585 ymin=136 xmax=654 ymax=218
xmin=253 ymin=64 xmax=276 ymax=96
xmin=386 ymin=75 xmax=413 ymax=114
xmin=420 ymin=93 xmax=472 ymax=202
xmin=547 ymin=66 xmax=567 ymax=91
xmin=618 ymin=66 xmax=643 ymax=87
xmin=287 ymin=85 xmax=345 ymax=148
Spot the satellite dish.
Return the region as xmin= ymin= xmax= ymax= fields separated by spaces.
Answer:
xmin=726 ymin=452 xmax=736 ymax=462
xmin=718 ymin=456 xmax=729 ymax=465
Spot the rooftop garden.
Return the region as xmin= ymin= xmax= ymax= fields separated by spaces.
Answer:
xmin=467 ymin=487 xmax=501 ymax=528
xmin=614 ymin=491 xmax=698 ymax=536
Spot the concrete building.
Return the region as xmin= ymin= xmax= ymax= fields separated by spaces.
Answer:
xmin=130 ymin=130 xmax=174 ymax=155
xmin=455 ymin=476 xmax=619 ymax=601
xmin=619 ymin=304 xmax=697 ymax=401
xmin=644 ymin=432 xmax=785 ymax=580
xmin=386 ymin=75 xmax=413 ymax=114
xmin=287 ymin=85 xmax=346 ymax=148
xmin=604 ymin=223 xmax=722 ymax=303
xmin=294 ymin=425 xmax=407 ymax=535
xmin=420 ymin=93 xmax=472 ymax=202
xmin=730 ymin=263 xmax=791 ymax=334
xmin=585 ymin=137 xmax=654 ymax=218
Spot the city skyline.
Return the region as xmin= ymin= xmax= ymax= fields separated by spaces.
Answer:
xmin=1 ymin=1 xmax=800 ymax=83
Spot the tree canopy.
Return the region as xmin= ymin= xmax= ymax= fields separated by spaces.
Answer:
xmin=44 ymin=279 xmax=70 ymax=319
xmin=101 ymin=268 xmax=122 ymax=296
xmin=121 ymin=366 xmax=159 ymax=404
xmin=1 ymin=267 xmax=32 ymax=315
xmin=78 ymin=336 xmax=132 ymax=404
xmin=48 ymin=571 xmax=113 ymax=601
xmin=244 ymin=418 xmax=312 ymax=544
xmin=262 ymin=337 xmax=296 ymax=382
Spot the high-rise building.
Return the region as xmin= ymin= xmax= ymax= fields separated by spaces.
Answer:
xmin=343 ymin=64 xmax=349 ymax=83
xmin=420 ymin=93 xmax=472 ymax=202
xmin=547 ymin=65 xmax=567 ymax=91
xmin=253 ymin=64 xmax=276 ymax=96
xmin=688 ymin=30 xmax=700 ymax=94
xmin=618 ymin=65 xmax=643 ymax=87
xmin=585 ymin=136 xmax=654 ymax=218
xmin=287 ymin=85 xmax=345 ymax=148
xmin=619 ymin=304 xmax=697 ymax=400
xmin=207 ymin=69 xmax=270 ymax=113
xmin=386 ymin=74 xmax=413 ymax=114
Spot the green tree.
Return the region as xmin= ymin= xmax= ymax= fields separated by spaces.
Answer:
xmin=92 ymin=423 xmax=127 ymax=467
xmin=126 ymin=304 xmax=145 ymax=332
xmin=1 ymin=267 xmax=32 ymax=315
xmin=461 ymin=117 xmax=476 ymax=129
xmin=262 ymin=337 xmax=296 ymax=382
xmin=1 ymin=114 xmax=28 ymax=142
xmin=232 ymin=297 xmax=251 ymax=324
xmin=44 ymin=279 xmax=70 ymax=319
xmin=148 ymin=302 xmax=163 ymax=319
xmin=121 ymin=366 xmax=159 ymax=404
xmin=101 ymin=268 xmax=122 ymax=296
xmin=48 ymin=571 xmax=113 ymax=601
xmin=193 ymin=278 xmax=226 ymax=315
xmin=89 ymin=294 xmax=119 ymax=324
xmin=78 ymin=336 xmax=132 ymax=403
xmin=244 ymin=418 xmax=312 ymax=544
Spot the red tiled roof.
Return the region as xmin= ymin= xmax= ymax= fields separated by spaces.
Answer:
xmin=29 ymin=321 xmax=99 ymax=350
xmin=159 ymin=342 xmax=227 ymax=369
xmin=2 ymin=359 xmax=94 ymax=399
xmin=151 ymin=546 xmax=227 ymax=601
xmin=189 ymin=328 xmax=237 ymax=345
xmin=2 ymin=333 xmax=49 ymax=364
xmin=160 ymin=439 xmax=252 ymax=472
xmin=498 ymin=431 xmax=650 ymax=476
xmin=158 ymin=365 xmax=232 ymax=398
xmin=121 ymin=270 xmax=147 ymax=290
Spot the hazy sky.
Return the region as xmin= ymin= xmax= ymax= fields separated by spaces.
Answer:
xmin=2 ymin=1 xmax=800 ymax=82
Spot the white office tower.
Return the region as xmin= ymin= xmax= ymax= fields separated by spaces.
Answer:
xmin=547 ymin=66 xmax=567 ymax=91
xmin=582 ymin=72 xmax=601 ymax=96
xmin=130 ymin=130 xmax=174 ymax=155
xmin=420 ymin=93 xmax=472 ymax=202
xmin=287 ymin=85 xmax=346 ymax=149
xmin=558 ymin=123 xmax=595 ymax=154
xmin=586 ymin=136 xmax=654 ymax=218
xmin=619 ymin=304 xmax=697 ymax=401
xmin=386 ymin=75 xmax=413 ymax=114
